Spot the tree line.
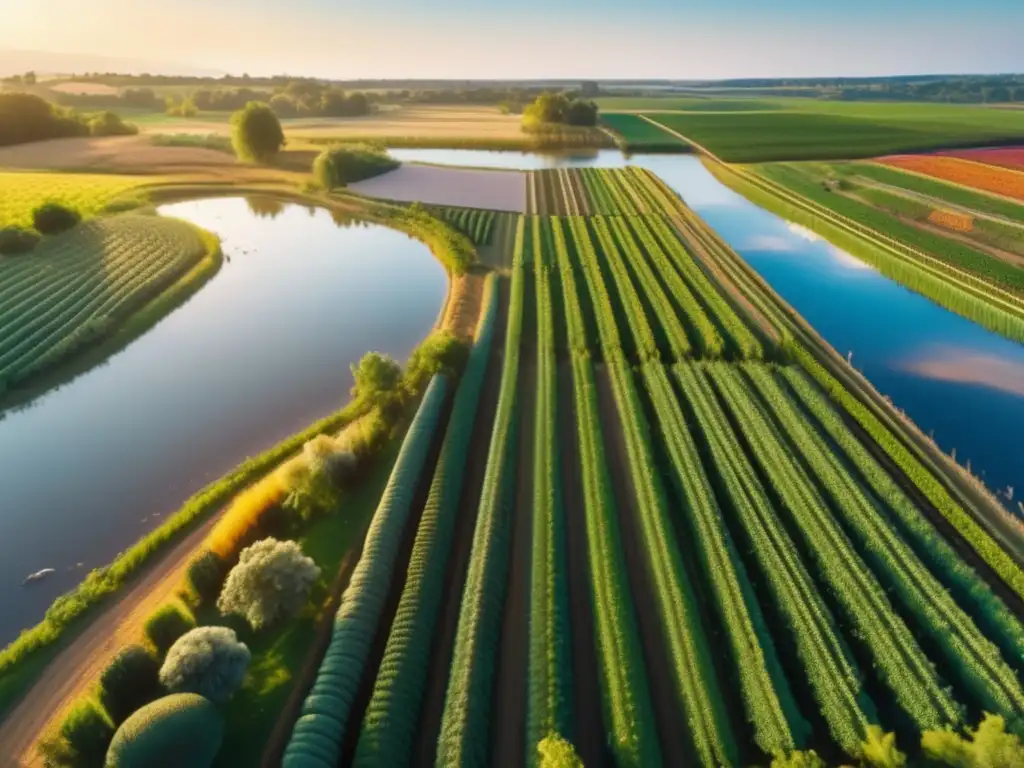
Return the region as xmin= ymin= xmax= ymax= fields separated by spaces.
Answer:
xmin=0 ymin=93 xmax=136 ymax=147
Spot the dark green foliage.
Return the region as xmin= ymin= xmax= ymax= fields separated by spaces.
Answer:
xmin=32 ymin=202 xmax=81 ymax=235
xmin=523 ymin=92 xmax=598 ymax=127
xmin=144 ymin=603 xmax=197 ymax=656
xmin=312 ymin=143 xmax=398 ymax=189
xmin=185 ymin=551 xmax=227 ymax=606
xmin=230 ymin=102 xmax=285 ymax=163
xmin=98 ymin=645 xmax=163 ymax=725
xmin=0 ymin=226 xmax=40 ymax=255
xmin=106 ymin=693 xmax=224 ymax=768
xmin=58 ymin=699 xmax=115 ymax=766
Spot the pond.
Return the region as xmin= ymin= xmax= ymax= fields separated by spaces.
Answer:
xmin=395 ymin=149 xmax=1024 ymax=512
xmin=0 ymin=197 xmax=447 ymax=645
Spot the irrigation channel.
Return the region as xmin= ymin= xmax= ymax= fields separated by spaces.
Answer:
xmin=0 ymin=197 xmax=447 ymax=645
xmin=393 ymin=148 xmax=1024 ymax=510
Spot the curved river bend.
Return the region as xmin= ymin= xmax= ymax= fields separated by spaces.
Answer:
xmin=393 ymin=148 xmax=1024 ymax=510
xmin=0 ymin=198 xmax=446 ymax=644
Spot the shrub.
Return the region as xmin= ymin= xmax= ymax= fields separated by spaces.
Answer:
xmin=230 ymin=101 xmax=284 ymax=163
xmin=405 ymin=330 xmax=470 ymax=394
xmin=537 ymin=735 xmax=584 ymax=768
xmin=217 ymin=538 xmax=321 ymax=630
xmin=206 ymin=475 xmax=288 ymax=559
xmin=351 ymin=352 xmax=403 ymax=411
xmin=0 ymin=226 xmax=39 ymax=255
xmin=57 ymin=699 xmax=114 ymax=766
xmin=861 ymin=726 xmax=907 ymax=768
xmin=33 ymin=202 xmax=81 ymax=235
xmin=279 ymin=439 xmax=351 ymax=521
xmin=185 ymin=551 xmax=227 ymax=607
xmin=771 ymin=750 xmax=828 ymax=768
xmin=335 ymin=408 xmax=391 ymax=459
xmin=312 ymin=143 xmax=398 ymax=189
xmin=106 ymin=693 xmax=223 ymax=768
xmin=158 ymin=627 xmax=250 ymax=704
xmin=87 ymin=111 xmax=138 ymax=137
xmin=98 ymin=645 xmax=163 ymax=725
xmin=922 ymin=714 xmax=1024 ymax=767
xmin=144 ymin=603 xmax=196 ymax=656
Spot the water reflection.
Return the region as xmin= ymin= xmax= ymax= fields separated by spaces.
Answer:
xmin=245 ymin=195 xmax=285 ymax=220
xmin=899 ymin=345 xmax=1024 ymax=398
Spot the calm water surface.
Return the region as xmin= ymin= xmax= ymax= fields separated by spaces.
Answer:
xmin=0 ymin=198 xmax=446 ymax=644
xmin=398 ymin=149 xmax=1024 ymax=509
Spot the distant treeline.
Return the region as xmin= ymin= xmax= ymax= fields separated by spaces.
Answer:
xmin=0 ymin=93 xmax=136 ymax=147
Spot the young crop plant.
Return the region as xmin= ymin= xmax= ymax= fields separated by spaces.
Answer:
xmin=706 ymin=363 xmax=962 ymax=733
xmin=524 ymin=217 xmax=574 ymax=764
xmin=547 ymin=215 xmax=662 ymax=766
xmin=353 ymin=276 xmax=499 ymax=767
xmin=282 ymin=375 xmax=451 ymax=766
xmin=436 ymin=217 xmax=526 ymax=767
xmin=743 ymin=365 xmax=1024 ymax=721
xmin=675 ymin=364 xmax=877 ymax=755
xmin=779 ymin=367 xmax=1024 ymax=665
xmin=641 ymin=363 xmax=807 ymax=755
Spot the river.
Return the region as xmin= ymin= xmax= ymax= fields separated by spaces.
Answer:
xmin=0 ymin=197 xmax=447 ymax=645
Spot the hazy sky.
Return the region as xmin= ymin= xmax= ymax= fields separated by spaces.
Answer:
xmin=3 ymin=0 xmax=1023 ymax=79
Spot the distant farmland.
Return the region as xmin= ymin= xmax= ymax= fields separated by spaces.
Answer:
xmin=600 ymin=113 xmax=689 ymax=152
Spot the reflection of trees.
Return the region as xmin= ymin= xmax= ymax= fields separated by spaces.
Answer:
xmin=245 ymin=196 xmax=285 ymax=220
xmin=330 ymin=210 xmax=370 ymax=230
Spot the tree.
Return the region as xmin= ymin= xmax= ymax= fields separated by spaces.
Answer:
xmin=217 ymin=538 xmax=321 ymax=630
xmin=269 ymin=93 xmax=297 ymax=118
xmin=24 ymin=70 xmax=37 ymax=85
xmin=564 ymin=98 xmax=598 ymax=126
xmin=580 ymin=80 xmax=600 ymax=97
xmin=351 ymin=351 xmax=403 ymax=407
xmin=33 ymin=202 xmax=81 ymax=235
xmin=230 ymin=101 xmax=284 ymax=163
xmin=405 ymin=330 xmax=469 ymax=393
xmin=98 ymin=645 xmax=163 ymax=725
xmin=144 ymin=603 xmax=196 ymax=655
xmin=106 ymin=694 xmax=223 ymax=768
xmin=320 ymin=89 xmax=349 ymax=117
xmin=159 ymin=627 xmax=250 ymax=704
xmin=922 ymin=714 xmax=1024 ymax=767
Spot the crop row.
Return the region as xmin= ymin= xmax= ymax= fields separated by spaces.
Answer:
xmin=530 ymin=170 xmax=588 ymax=216
xmin=282 ymin=373 xmax=451 ymax=767
xmin=352 ymin=275 xmax=499 ymax=767
xmin=600 ymin=113 xmax=689 ymax=152
xmin=433 ymin=206 xmax=497 ymax=246
xmin=743 ymin=364 xmax=1024 ymax=720
xmin=879 ymin=154 xmax=1024 ymax=203
xmin=436 ymin=217 xmax=527 ymax=765
xmin=525 ymin=218 xmax=573 ymax=762
xmin=758 ymin=163 xmax=1024 ymax=296
xmin=545 ymin=211 xmax=662 ymax=765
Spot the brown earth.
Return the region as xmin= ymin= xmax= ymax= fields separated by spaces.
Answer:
xmin=350 ymin=164 xmax=527 ymax=212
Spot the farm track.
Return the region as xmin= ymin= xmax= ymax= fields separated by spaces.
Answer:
xmin=412 ymin=278 xmax=509 ymax=766
xmin=556 ymin=361 xmax=609 ymax=767
xmin=489 ymin=267 xmax=535 ymax=766
xmin=593 ymin=364 xmax=690 ymax=766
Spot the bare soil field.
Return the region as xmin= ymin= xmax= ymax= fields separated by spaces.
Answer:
xmin=350 ymin=164 xmax=526 ymax=212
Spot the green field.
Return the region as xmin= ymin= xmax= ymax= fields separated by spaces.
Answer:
xmin=642 ymin=99 xmax=1024 ymax=162
xmin=595 ymin=96 xmax=780 ymax=112
xmin=600 ymin=113 xmax=689 ymax=151
xmin=0 ymin=173 xmax=152 ymax=228
xmin=0 ymin=215 xmax=209 ymax=390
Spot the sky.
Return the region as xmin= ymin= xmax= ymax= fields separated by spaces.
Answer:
xmin=2 ymin=0 xmax=1024 ymax=80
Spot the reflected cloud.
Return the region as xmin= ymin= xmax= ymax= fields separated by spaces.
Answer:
xmin=899 ymin=345 xmax=1024 ymax=398
xmin=785 ymin=222 xmax=821 ymax=243
xmin=746 ymin=234 xmax=795 ymax=252
xmin=830 ymin=248 xmax=875 ymax=271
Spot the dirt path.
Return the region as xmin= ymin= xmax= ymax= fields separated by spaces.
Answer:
xmin=0 ymin=516 xmax=220 ymax=766
xmin=557 ymin=362 xmax=609 ymax=767
xmin=593 ymin=364 xmax=689 ymax=766
xmin=413 ymin=278 xmax=509 ymax=766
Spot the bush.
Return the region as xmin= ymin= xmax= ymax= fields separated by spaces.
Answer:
xmin=0 ymin=226 xmax=40 ymax=255
xmin=922 ymin=714 xmax=1024 ymax=767
xmin=279 ymin=440 xmax=350 ymax=521
xmin=351 ymin=351 xmax=403 ymax=411
xmin=87 ymin=111 xmax=137 ymax=137
xmin=205 ymin=475 xmax=288 ymax=560
xmin=861 ymin=726 xmax=906 ymax=767
xmin=771 ymin=750 xmax=828 ymax=767
xmin=335 ymin=408 xmax=391 ymax=459
xmin=230 ymin=101 xmax=284 ymax=163
xmin=217 ymin=538 xmax=321 ymax=630
xmin=98 ymin=645 xmax=163 ymax=726
xmin=106 ymin=693 xmax=223 ymax=768
xmin=185 ymin=551 xmax=227 ymax=607
xmin=522 ymin=91 xmax=598 ymax=128
xmin=158 ymin=627 xmax=250 ymax=704
xmin=32 ymin=202 xmax=81 ymax=235
xmin=0 ymin=92 xmax=89 ymax=147
xmin=405 ymin=330 xmax=470 ymax=394
xmin=312 ymin=143 xmax=398 ymax=189
xmin=54 ymin=699 xmax=114 ymax=766
xmin=537 ymin=735 xmax=584 ymax=768
xmin=144 ymin=603 xmax=196 ymax=656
